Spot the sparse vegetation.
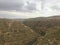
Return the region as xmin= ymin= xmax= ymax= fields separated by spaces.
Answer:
xmin=0 ymin=19 xmax=38 ymax=45
xmin=23 ymin=16 xmax=60 ymax=45
xmin=0 ymin=16 xmax=60 ymax=45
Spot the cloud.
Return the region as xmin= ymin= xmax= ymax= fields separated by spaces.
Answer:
xmin=0 ymin=0 xmax=37 ymax=12
xmin=0 ymin=0 xmax=60 ymax=19
xmin=0 ymin=10 xmax=42 ymax=19
xmin=0 ymin=0 xmax=60 ymax=12
xmin=26 ymin=2 xmax=37 ymax=11
xmin=51 ymin=2 xmax=60 ymax=11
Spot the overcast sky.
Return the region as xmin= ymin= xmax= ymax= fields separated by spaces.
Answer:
xmin=0 ymin=0 xmax=60 ymax=19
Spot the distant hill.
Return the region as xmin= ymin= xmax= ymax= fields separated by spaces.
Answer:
xmin=24 ymin=15 xmax=60 ymax=21
xmin=48 ymin=15 xmax=60 ymax=19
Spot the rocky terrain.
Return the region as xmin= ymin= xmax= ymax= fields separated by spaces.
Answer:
xmin=0 ymin=16 xmax=60 ymax=45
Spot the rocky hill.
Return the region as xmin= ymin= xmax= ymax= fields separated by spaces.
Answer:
xmin=0 ymin=19 xmax=38 ymax=45
xmin=23 ymin=16 xmax=60 ymax=35
xmin=23 ymin=16 xmax=60 ymax=45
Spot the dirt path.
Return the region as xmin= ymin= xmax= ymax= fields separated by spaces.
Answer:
xmin=8 ymin=21 xmax=14 ymax=30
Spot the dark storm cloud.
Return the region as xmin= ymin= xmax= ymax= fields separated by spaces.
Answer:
xmin=0 ymin=0 xmax=37 ymax=12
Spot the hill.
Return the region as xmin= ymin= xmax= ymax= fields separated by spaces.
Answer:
xmin=23 ymin=16 xmax=60 ymax=35
xmin=23 ymin=16 xmax=60 ymax=45
xmin=24 ymin=15 xmax=60 ymax=21
xmin=0 ymin=15 xmax=60 ymax=45
xmin=0 ymin=19 xmax=38 ymax=45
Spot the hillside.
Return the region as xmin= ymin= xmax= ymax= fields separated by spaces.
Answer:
xmin=36 ymin=27 xmax=60 ymax=45
xmin=23 ymin=16 xmax=60 ymax=45
xmin=23 ymin=16 xmax=60 ymax=35
xmin=0 ymin=19 xmax=38 ymax=45
xmin=24 ymin=16 xmax=60 ymax=21
xmin=0 ymin=16 xmax=60 ymax=45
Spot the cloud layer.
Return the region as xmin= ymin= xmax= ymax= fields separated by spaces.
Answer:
xmin=0 ymin=0 xmax=60 ymax=18
xmin=0 ymin=0 xmax=38 ymax=12
xmin=0 ymin=0 xmax=60 ymax=12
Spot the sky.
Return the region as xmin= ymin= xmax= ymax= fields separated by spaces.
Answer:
xmin=0 ymin=0 xmax=60 ymax=19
